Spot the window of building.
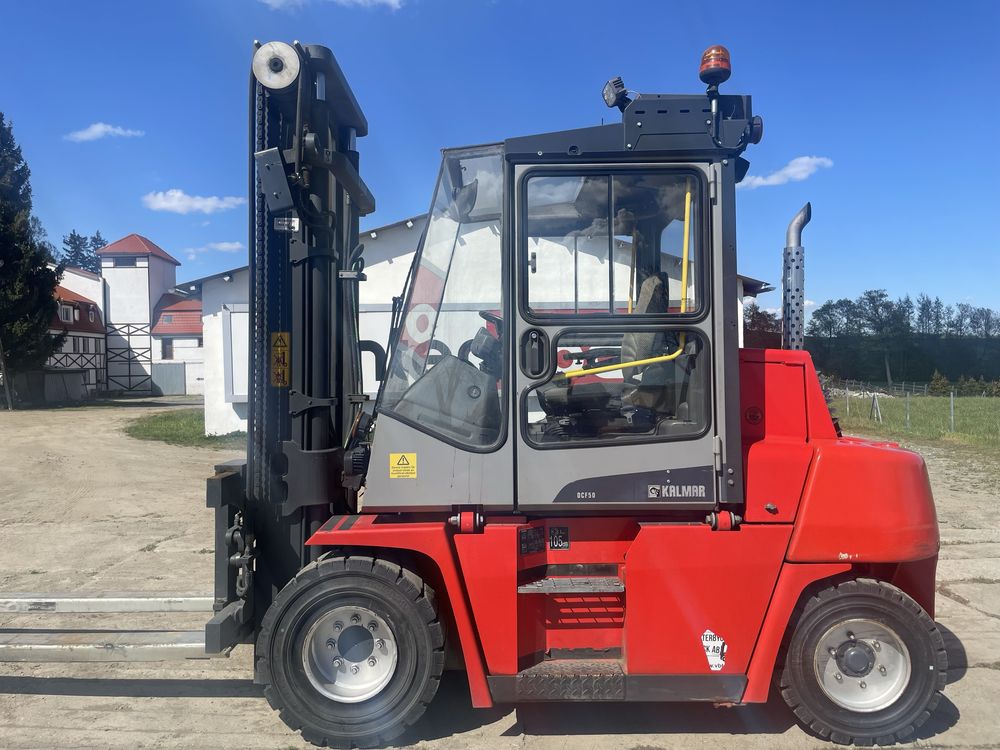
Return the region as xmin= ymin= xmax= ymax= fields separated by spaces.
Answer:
xmin=196 ymin=337 xmax=203 ymax=347
xmin=58 ymin=305 xmax=73 ymax=323
xmin=113 ymin=256 xmax=137 ymax=267
xmin=524 ymin=171 xmax=702 ymax=318
xmin=162 ymin=339 xmax=174 ymax=360
xmin=88 ymin=309 xmax=95 ymax=323
xmin=162 ymin=314 xmax=173 ymax=324
xmin=72 ymin=337 xmax=79 ymax=353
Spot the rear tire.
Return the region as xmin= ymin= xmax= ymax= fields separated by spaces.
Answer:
xmin=779 ymin=578 xmax=947 ymax=746
xmin=257 ymin=555 xmax=445 ymax=748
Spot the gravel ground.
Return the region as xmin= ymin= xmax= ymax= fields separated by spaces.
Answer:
xmin=0 ymin=401 xmax=997 ymax=749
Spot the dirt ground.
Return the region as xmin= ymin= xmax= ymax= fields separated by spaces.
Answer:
xmin=0 ymin=401 xmax=998 ymax=749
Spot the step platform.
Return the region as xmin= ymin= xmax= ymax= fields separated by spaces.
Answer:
xmin=517 ymin=576 xmax=624 ymax=595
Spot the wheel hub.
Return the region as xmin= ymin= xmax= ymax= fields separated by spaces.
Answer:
xmin=813 ymin=618 xmax=911 ymax=712
xmin=836 ymin=640 xmax=876 ymax=677
xmin=302 ymin=606 xmax=398 ymax=703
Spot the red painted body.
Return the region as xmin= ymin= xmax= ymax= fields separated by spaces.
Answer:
xmin=307 ymin=348 xmax=940 ymax=706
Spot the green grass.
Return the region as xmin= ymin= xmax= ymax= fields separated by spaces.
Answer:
xmin=832 ymin=394 xmax=1000 ymax=453
xmin=125 ymin=408 xmax=246 ymax=450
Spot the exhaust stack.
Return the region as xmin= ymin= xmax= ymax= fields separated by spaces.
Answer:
xmin=782 ymin=203 xmax=811 ymax=350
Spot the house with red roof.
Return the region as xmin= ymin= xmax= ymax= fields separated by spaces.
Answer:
xmin=95 ymin=233 xmax=204 ymax=394
xmin=46 ymin=282 xmax=107 ymax=395
xmin=39 ymin=234 xmax=205 ymax=398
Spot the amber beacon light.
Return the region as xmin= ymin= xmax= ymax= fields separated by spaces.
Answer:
xmin=699 ymin=45 xmax=732 ymax=86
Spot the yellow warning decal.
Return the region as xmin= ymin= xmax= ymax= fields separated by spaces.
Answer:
xmin=389 ymin=452 xmax=417 ymax=479
xmin=271 ymin=332 xmax=290 ymax=388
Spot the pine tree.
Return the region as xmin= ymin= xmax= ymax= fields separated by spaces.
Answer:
xmin=928 ymin=369 xmax=950 ymax=396
xmin=86 ymin=230 xmax=106 ymax=273
xmin=0 ymin=113 xmax=63 ymax=382
xmin=61 ymin=229 xmax=93 ymax=270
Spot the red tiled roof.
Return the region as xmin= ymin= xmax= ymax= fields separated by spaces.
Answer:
xmin=151 ymin=293 xmax=203 ymax=336
xmin=97 ymin=233 xmax=181 ymax=266
xmin=51 ymin=286 xmax=104 ymax=334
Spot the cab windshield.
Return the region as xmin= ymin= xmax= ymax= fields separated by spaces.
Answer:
xmin=380 ymin=144 xmax=505 ymax=448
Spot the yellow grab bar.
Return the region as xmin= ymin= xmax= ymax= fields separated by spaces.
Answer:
xmin=560 ymin=183 xmax=692 ymax=381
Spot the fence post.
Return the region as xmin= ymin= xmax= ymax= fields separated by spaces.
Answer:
xmin=950 ymin=390 xmax=955 ymax=432
xmin=905 ymin=392 xmax=910 ymax=431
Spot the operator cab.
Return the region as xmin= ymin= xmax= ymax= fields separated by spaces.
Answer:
xmin=367 ymin=56 xmax=761 ymax=513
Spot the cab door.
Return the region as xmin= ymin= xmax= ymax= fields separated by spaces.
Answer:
xmin=512 ymin=164 xmax=724 ymax=512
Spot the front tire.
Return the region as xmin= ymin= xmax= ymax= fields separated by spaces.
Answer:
xmin=257 ymin=555 xmax=445 ymax=748
xmin=779 ymin=578 xmax=947 ymax=746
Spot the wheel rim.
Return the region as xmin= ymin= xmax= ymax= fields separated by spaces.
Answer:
xmin=302 ymin=605 xmax=399 ymax=703
xmin=813 ymin=617 xmax=911 ymax=712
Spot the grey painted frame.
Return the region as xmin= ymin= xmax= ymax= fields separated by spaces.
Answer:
xmin=222 ymin=303 xmax=249 ymax=404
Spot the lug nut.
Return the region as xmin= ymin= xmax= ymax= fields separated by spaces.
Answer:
xmin=334 ymin=621 xmax=343 ymax=632
xmin=326 ymin=639 xmax=336 ymax=650
xmin=333 ymin=658 xmax=343 ymax=668
xmin=879 ymin=665 xmax=887 ymax=675
xmin=859 ymin=680 xmax=867 ymax=689
xmin=835 ymin=673 xmax=842 ymax=681
xmin=368 ymin=622 xmax=378 ymax=632
xmin=351 ymin=614 xmax=361 ymax=624
xmin=828 ymin=648 xmax=837 ymax=656
xmin=351 ymin=664 xmax=360 ymax=674
xmin=375 ymin=638 xmax=385 ymax=649
xmin=847 ymin=631 xmax=856 ymax=641
xmin=873 ymin=640 xmax=881 ymax=651
xmin=368 ymin=657 xmax=377 ymax=667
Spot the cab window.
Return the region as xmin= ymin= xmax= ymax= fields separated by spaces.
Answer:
xmin=525 ymin=172 xmax=702 ymax=317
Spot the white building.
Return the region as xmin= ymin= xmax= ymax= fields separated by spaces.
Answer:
xmin=44 ymin=277 xmax=107 ymax=399
xmin=39 ymin=234 xmax=206 ymax=399
xmin=192 ymin=215 xmax=770 ymax=436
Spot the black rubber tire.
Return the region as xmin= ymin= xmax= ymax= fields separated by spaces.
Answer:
xmin=256 ymin=555 xmax=445 ymax=748
xmin=779 ymin=578 xmax=947 ymax=746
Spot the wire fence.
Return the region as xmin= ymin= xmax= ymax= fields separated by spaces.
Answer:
xmin=827 ymin=382 xmax=1000 ymax=451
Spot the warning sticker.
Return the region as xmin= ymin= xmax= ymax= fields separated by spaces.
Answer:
xmin=271 ymin=332 xmax=290 ymax=388
xmin=701 ymin=629 xmax=728 ymax=671
xmin=389 ymin=453 xmax=417 ymax=479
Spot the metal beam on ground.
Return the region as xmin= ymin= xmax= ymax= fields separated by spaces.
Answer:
xmin=0 ymin=593 xmax=214 ymax=614
xmin=0 ymin=630 xmax=210 ymax=662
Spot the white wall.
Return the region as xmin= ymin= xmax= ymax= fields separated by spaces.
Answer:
xmin=147 ymin=257 xmax=177 ymax=310
xmin=202 ymin=268 xmax=250 ymax=435
xmin=56 ymin=266 xmax=105 ymax=317
xmin=101 ymin=257 xmax=151 ymax=324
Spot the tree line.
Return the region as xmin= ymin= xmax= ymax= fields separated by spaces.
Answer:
xmin=745 ymin=290 xmax=1000 ymax=385
xmin=808 ymin=291 xmax=998 ymax=340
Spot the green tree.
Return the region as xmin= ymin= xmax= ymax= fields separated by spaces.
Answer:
xmin=86 ymin=230 xmax=107 ymax=273
xmin=928 ymin=369 xmax=950 ymax=396
xmin=61 ymin=229 xmax=96 ymax=271
xmin=0 ymin=113 xmax=63 ymax=384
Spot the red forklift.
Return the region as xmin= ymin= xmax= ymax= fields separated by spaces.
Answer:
xmin=0 ymin=40 xmax=888 ymax=748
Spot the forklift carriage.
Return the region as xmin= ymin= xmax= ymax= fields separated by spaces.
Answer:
xmin=156 ymin=41 xmax=950 ymax=747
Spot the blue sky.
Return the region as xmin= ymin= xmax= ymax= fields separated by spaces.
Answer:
xmin=5 ymin=0 xmax=998 ymax=310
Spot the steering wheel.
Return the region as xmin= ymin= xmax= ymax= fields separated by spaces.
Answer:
xmin=478 ymin=310 xmax=503 ymax=335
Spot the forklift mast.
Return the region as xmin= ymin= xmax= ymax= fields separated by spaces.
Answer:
xmin=208 ymin=41 xmax=376 ymax=649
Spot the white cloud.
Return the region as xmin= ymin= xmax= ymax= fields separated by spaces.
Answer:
xmin=805 ymin=299 xmax=816 ymax=308
xmin=142 ymin=189 xmax=246 ymax=215
xmin=65 ymin=122 xmax=144 ymax=142
xmin=738 ymin=156 xmax=833 ymax=190
xmin=183 ymin=241 xmax=246 ymax=262
xmin=259 ymin=0 xmax=403 ymax=8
